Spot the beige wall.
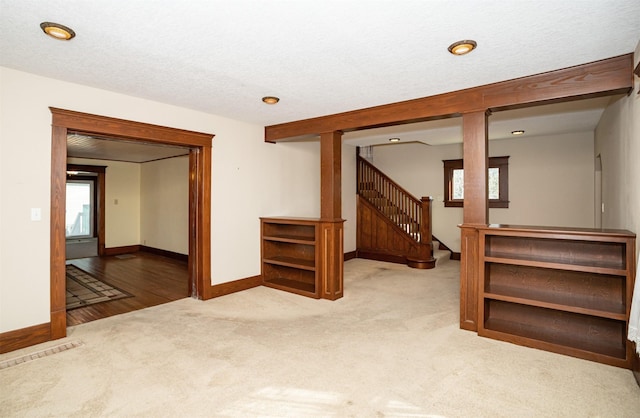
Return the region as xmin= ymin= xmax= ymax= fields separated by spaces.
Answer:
xmin=343 ymin=144 xmax=358 ymax=253
xmin=68 ymin=157 xmax=142 ymax=248
xmin=489 ymin=132 xmax=595 ymax=228
xmin=0 ymin=67 xmax=354 ymax=333
xmin=69 ymin=156 xmax=190 ymax=253
xmin=140 ymin=156 xmax=189 ymax=254
xmin=595 ymin=41 xmax=640 ymax=238
xmin=370 ymin=141 xmax=464 ymax=252
xmin=371 ymin=131 xmax=595 ymax=252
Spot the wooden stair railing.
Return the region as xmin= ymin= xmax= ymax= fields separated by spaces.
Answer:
xmin=357 ymin=155 xmax=435 ymax=269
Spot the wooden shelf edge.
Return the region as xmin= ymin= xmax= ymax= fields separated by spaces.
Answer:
xmin=480 ymin=323 xmax=630 ymax=368
xmin=263 ymin=257 xmax=315 ymax=271
xmin=484 ymin=256 xmax=627 ymax=276
xmin=261 ymin=216 xmax=322 ymax=223
xmin=263 ymin=235 xmax=316 ymax=244
xmin=482 ymin=293 xmax=626 ymax=321
xmin=263 ymin=278 xmax=319 ymax=298
xmin=479 ymin=224 xmax=636 ymax=239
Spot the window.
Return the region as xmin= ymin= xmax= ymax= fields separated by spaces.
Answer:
xmin=66 ymin=179 xmax=95 ymax=238
xmin=443 ymin=156 xmax=509 ymax=208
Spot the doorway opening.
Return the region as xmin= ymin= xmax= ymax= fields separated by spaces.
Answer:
xmin=65 ymin=164 xmax=105 ymax=259
xmin=595 ymin=154 xmax=603 ymax=228
xmin=50 ymin=108 xmax=213 ymax=340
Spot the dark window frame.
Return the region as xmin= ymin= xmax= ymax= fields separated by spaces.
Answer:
xmin=443 ymin=156 xmax=509 ymax=208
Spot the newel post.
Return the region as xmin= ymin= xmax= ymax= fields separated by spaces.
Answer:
xmin=407 ymin=196 xmax=436 ymax=269
xmin=420 ymin=196 xmax=433 ymax=254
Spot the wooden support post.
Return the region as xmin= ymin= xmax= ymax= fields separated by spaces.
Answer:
xmin=459 ymin=111 xmax=489 ymax=331
xmin=462 ymin=111 xmax=489 ymax=224
xmin=320 ymin=131 xmax=344 ymax=299
xmin=321 ymin=131 xmax=342 ymax=219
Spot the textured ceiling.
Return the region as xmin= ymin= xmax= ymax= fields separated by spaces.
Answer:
xmin=1 ymin=1 xmax=639 ymax=148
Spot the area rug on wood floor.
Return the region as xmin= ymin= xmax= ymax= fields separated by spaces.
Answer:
xmin=66 ymin=264 xmax=132 ymax=310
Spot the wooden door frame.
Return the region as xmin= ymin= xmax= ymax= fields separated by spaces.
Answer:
xmin=50 ymin=108 xmax=213 ymax=340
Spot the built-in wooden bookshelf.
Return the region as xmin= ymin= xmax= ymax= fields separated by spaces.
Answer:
xmin=261 ymin=217 xmax=345 ymax=300
xmin=477 ymin=225 xmax=636 ymax=368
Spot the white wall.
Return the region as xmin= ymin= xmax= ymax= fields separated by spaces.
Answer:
xmin=0 ymin=67 xmax=336 ymax=333
xmin=140 ymin=156 xmax=189 ymax=254
xmin=371 ymin=131 xmax=595 ymax=252
xmin=68 ymin=157 xmax=142 ymax=248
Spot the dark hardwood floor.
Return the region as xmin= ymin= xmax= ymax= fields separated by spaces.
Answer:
xmin=66 ymin=251 xmax=189 ymax=326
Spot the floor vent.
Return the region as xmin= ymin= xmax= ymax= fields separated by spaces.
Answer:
xmin=0 ymin=340 xmax=84 ymax=370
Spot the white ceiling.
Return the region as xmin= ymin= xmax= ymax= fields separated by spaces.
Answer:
xmin=1 ymin=1 xmax=639 ymax=151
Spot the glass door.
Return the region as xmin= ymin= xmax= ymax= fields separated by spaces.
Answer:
xmin=66 ymin=180 xmax=94 ymax=238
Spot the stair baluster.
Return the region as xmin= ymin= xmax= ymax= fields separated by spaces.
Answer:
xmin=356 ymin=156 xmax=435 ymax=269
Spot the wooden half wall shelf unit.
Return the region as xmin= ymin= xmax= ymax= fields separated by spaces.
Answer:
xmin=261 ymin=217 xmax=344 ymax=300
xmin=477 ymin=225 xmax=636 ymax=369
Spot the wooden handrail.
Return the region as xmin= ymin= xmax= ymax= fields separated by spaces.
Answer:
xmin=357 ymin=156 xmax=432 ymax=244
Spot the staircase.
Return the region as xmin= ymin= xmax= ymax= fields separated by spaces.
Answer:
xmin=357 ymin=155 xmax=446 ymax=269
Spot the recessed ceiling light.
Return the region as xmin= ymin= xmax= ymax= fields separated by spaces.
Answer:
xmin=448 ymin=40 xmax=477 ymax=56
xmin=40 ymin=22 xmax=76 ymax=40
xmin=389 ymin=137 xmax=401 ymax=143
xmin=262 ymin=96 xmax=280 ymax=105
xmin=511 ymin=130 xmax=525 ymax=135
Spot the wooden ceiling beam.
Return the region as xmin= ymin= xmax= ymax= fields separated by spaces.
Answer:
xmin=51 ymin=107 xmax=213 ymax=147
xmin=265 ymin=53 xmax=634 ymax=142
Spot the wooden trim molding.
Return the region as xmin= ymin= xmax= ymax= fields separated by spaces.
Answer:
xmin=140 ymin=245 xmax=188 ymax=262
xmin=208 ymin=275 xmax=262 ymax=299
xmin=50 ymin=125 xmax=67 ymax=340
xmin=67 ymin=164 xmax=106 ymax=255
xmin=459 ymin=224 xmax=481 ymax=331
xmin=52 ymin=108 xmax=212 ymax=147
xmin=49 ymin=108 xmax=213 ymax=346
xmin=104 ymin=245 xmax=141 ymax=256
xmin=443 ymin=156 xmax=509 ymax=208
xmin=356 ymin=250 xmax=408 ymax=265
xmin=635 ymin=61 xmax=640 ymax=95
xmin=265 ymin=54 xmax=633 ymax=141
xmin=344 ymin=251 xmax=357 ymax=261
xmin=432 ymin=235 xmax=460 ymax=261
xmin=0 ymin=323 xmax=50 ymax=354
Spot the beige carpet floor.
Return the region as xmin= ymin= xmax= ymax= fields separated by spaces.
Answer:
xmin=1 ymin=258 xmax=639 ymax=417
